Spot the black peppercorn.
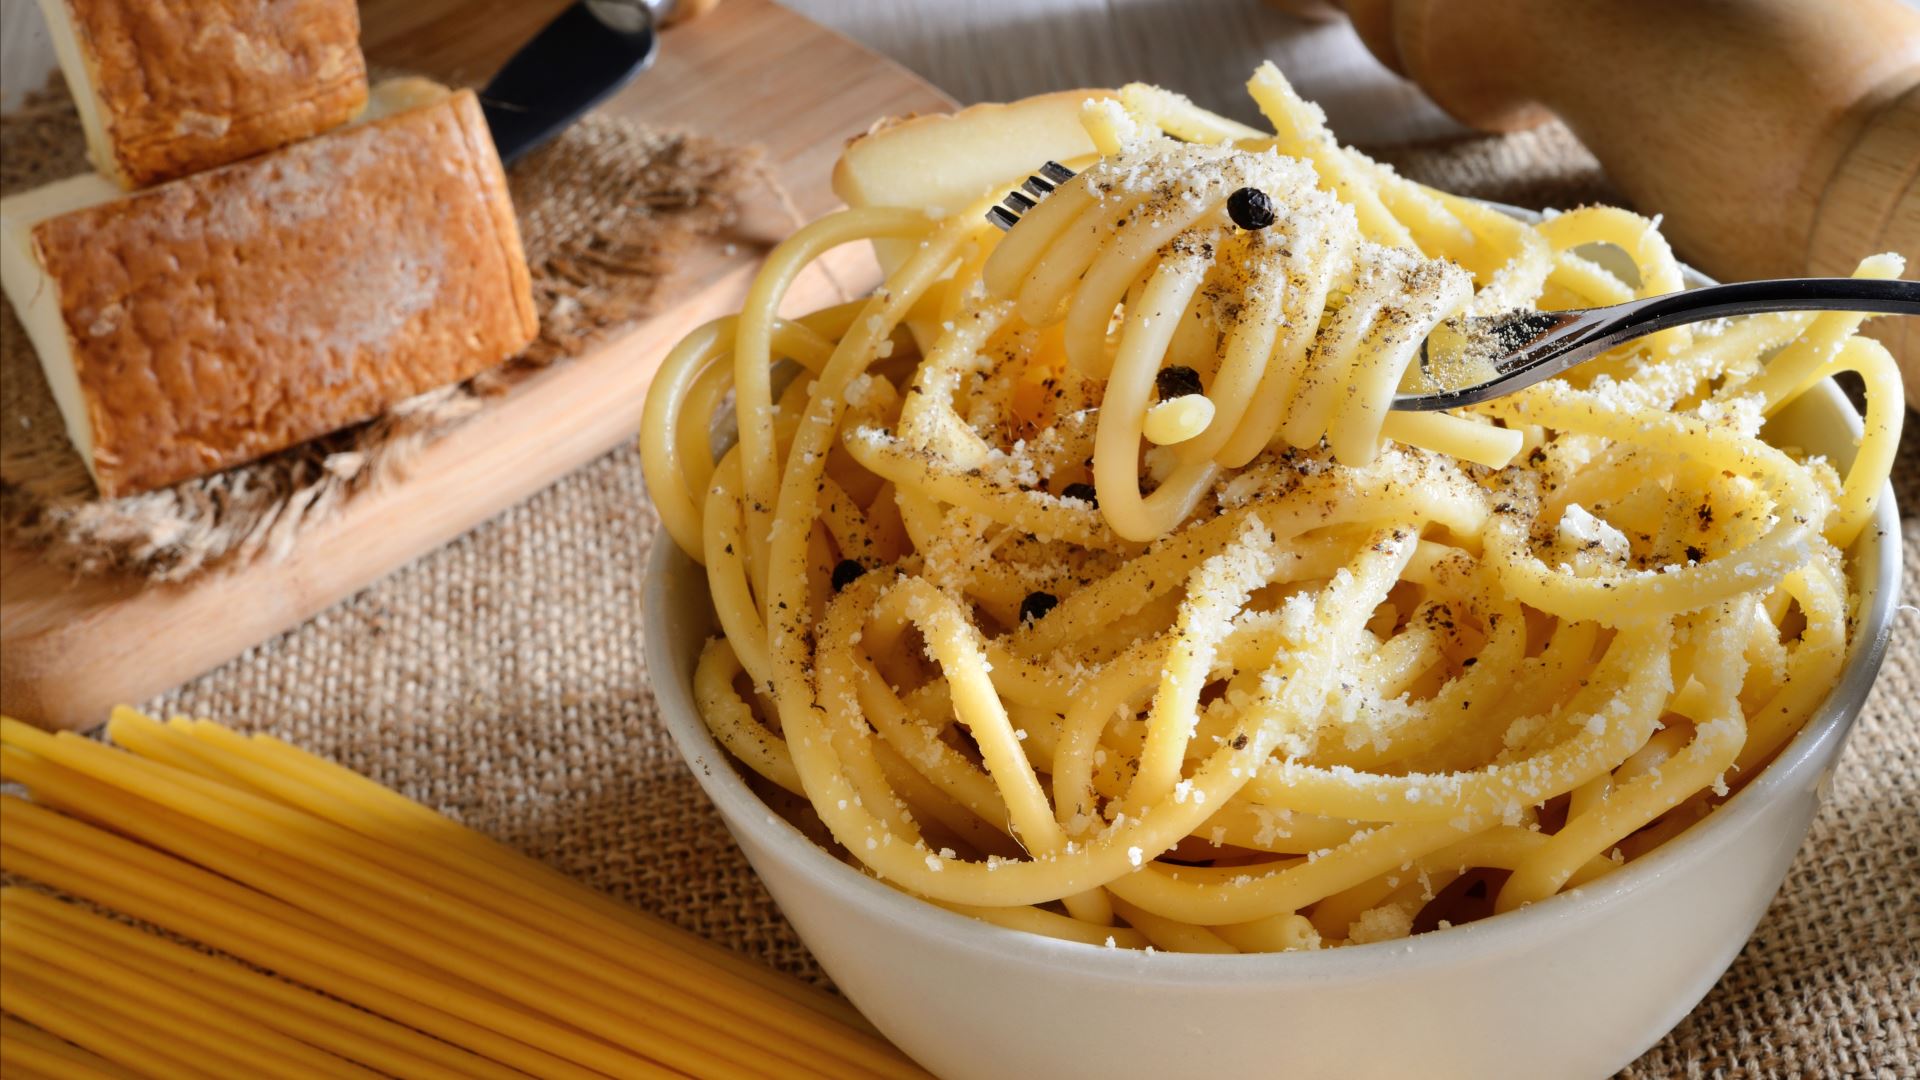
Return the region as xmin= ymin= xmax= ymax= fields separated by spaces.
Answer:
xmin=1018 ymin=591 xmax=1059 ymax=624
xmin=1060 ymin=482 xmax=1099 ymax=508
xmin=831 ymin=559 xmax=867 ymax=592
xmin=1155 ymin=365 xmax=1203 ymax=401
xmin=1226 ymin=186 xmax=1276 ymax=230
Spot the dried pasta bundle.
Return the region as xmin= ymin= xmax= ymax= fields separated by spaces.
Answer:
xmin=0 ymin=712 xmax=925 ymax=1079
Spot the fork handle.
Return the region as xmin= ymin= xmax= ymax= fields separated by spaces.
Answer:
xmin=1614 ymin=278 xmax=1920 ymax=338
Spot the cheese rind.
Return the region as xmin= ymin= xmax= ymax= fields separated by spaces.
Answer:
xmin=37 ymin=0 xmax=368 ymax=188
xmin=0 ymin=173 xmax=121 ymax=474
xmin=0 ymin=84 xmax=538 ymax=498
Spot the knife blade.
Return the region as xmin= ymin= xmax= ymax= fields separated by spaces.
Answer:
xmin=481 ymin=0 xmax=661 ymax=165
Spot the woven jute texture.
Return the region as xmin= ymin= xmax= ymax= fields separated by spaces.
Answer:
xmin=120 ymin=119 xmax=1917 ymax=1077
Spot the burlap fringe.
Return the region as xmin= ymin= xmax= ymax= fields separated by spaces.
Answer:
xmin=0 ymin=85 xmax=761 ymax=582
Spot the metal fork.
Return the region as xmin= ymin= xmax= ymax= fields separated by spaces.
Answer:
xmin=986 ymin=161 xmax=1078 ymax=231
xmin=987 ymin=163 xmax=1920 ymax=411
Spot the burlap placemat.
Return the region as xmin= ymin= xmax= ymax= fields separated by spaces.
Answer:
xmin=60 ymin=118 xmax=1920 ymax=1075
xmin=0 ymin=85 xmax=759 ymax=581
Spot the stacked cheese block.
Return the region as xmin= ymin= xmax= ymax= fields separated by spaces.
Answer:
xmin=1 ymin=0 xmax=537 ymax=498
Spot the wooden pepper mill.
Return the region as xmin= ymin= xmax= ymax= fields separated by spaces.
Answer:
xmin=1292 ymin=0 xmax=1920 ymax=406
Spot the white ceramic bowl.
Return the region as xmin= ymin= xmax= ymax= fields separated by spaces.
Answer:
xmin=641 ymin=288 xmax=1901 ymax=1080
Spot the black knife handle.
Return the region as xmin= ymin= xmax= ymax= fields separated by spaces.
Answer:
xmin=481 ymin=1 xmax=660 ymax=165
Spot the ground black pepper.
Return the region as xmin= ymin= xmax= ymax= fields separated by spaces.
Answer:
xmin=1155 ymin=366 xmax=1204 ymax=401
xmin=1226 ymin=186 xmax=1277 ymax=230
xmin=830 ymin=560 xmax=867 ymax=592
xmin=1061 ymin=482 xmax=1099 ymax=507
xmin=1019 ymin=591 xmax=1060 ymax=624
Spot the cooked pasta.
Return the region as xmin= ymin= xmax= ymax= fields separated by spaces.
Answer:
xmin=640 ymin=64 xmax=1905 ymax=952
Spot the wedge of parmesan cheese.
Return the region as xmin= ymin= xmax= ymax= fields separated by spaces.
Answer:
xmin=37 ymin=0 xmax=368 ymax=188
xmin=0 ymin=80 xmax=537 ymax=498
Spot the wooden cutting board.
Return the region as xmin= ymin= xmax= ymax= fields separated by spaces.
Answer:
xmin=0 ymin=0 xmax=952 ymax=731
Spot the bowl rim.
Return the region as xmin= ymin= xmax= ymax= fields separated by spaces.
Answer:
xmin=640 ymin=254 xmax=1904 ymax=987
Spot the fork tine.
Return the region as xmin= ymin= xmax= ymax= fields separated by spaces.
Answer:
xmin=986 ymin=162 xmax=1080 ymax=230
xmin=1021 ymin=175 xmax=1056 ymax=197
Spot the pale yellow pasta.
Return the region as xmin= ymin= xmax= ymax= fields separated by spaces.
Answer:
xmin=639 ymin=68 xmax=1906 ymax=951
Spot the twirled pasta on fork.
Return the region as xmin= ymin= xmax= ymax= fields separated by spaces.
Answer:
xmin=640 ymin=63 xmax=1904 ymax=952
